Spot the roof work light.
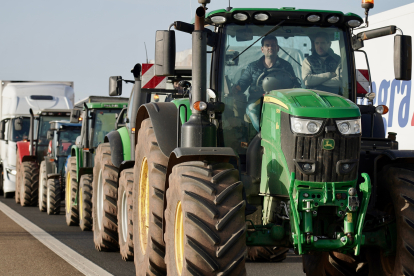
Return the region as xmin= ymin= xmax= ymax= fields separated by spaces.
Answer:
xmin=362 ymin=0 xmax=374 ymax=9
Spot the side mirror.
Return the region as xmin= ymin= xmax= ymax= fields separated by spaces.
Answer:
xmin=70 ymin=109 xmax=81 ymax=123
xmin=155 ymin=30 xmax=176 ymax=76
xmin=0 ymin=121 xmax=4 ymax=140
xmin=47 ymin=130 xmax=54 ymax=140
xmin=394 ymin=35 xmax=412 ymax=81
xmin=225 ymin=50 xmax=240 ymax=66
xmin=109 ymin=76 xmax=123 ymax=96
xmin=14 ymin=118 xmax=22 ymax=131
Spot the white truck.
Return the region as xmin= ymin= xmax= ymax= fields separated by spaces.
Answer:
xmin=0 ymin=81 xmax=75 ymax=198
xmin=356 ymin=3 xmax=414 ymax=149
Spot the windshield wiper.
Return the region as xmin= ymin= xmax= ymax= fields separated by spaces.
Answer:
xmin=232 ymin=20 xmax=286 ymax=61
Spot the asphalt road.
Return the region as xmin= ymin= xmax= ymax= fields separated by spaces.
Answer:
xmin=0 ymin=196 xmax=305 ymax=276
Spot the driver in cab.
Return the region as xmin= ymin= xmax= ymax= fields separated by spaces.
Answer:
xmin=302 ymin=32 xmax=342 ymax=94
xmin=232 ymin=35 xmax=300 ymax=131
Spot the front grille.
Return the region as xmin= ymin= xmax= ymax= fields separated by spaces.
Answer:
xmin=294 ymin=119 xmax=360 ymax=182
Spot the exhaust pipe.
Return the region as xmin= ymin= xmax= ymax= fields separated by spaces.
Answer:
xmin=194 ymin=6 xmax=205 ymax=31
xmin=29 ymin=109 xmax=34 ymax=156
xmin=192 ymin=6 xmax=207 ymax=108
xmin=181 ymin=5 xmax=216 ymax=148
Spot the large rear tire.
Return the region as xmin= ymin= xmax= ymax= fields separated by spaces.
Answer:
xmin=379 ymin=163 xmax=414 ymax=276
xmin=133 ymin=118 xmax=168 ymax=275
xmin=92 ymin=143 xmax=119 ymax=251
xmin=165 ymin=161 xmax=247 ymax=276
xmin=65 ymin=156 xmax=79 ymax=226
xmin=39 ymin=161 xmax=47 ymax=211
xmin=20 ymin=161 xmax=39 ymax=207
xmin=79 ymin=174 xmax=93 ymax=231
xmin=118 ymin=168 xmax=134 ymax=261
xmin=46 ymin=178 xmax=61 ymax=215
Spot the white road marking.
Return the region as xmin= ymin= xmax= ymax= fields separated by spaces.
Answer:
xmin=0 ymin=202 xmax=113 ymax=276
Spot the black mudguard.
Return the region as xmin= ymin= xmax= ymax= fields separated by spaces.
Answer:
xmin=22 ymin=155 xmax=37 ymax=163
xmin=135 ymin=102 xmax=178 ymax=158
xmin=377 ymin=149 xmax=414 ymax=160
xmin=78 ymin=167 xmax=93 ymax=181
xmin=47 ymin=173 xmax=60 ymax=179
xmin=118 ymin=160 xmax=135 ymax=180
xmin=104 ymin=130 xmax=124 ymax=168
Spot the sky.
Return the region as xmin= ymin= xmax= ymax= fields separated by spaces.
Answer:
xmin=0 ymin=0 xmax=413 ymax=101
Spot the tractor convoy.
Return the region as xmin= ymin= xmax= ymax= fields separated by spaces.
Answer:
xmin=2 ymin=0 xmax=414 ymax=275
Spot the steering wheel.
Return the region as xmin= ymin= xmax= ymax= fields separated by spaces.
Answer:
xmin=256 ymin=68 xmax=301 ymax=92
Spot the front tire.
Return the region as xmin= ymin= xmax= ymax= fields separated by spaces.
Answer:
xmin=92 ymin=143 xmax=119 ymax=251
xmin=133 ymin=119 xmax=168 ymax=275
xmin=118 ymin=168 xmax=134 ymax=261
xmin=20 ymin=161 xmax=39 ymax=207
xmin=39 ymin=161 xmax=47 ymax=211
xmin=65 ymin=157 xmax=79 ymax=226
xmin=46 ymin=178 xmax=61 ymax=215
xmin=165 ymin=161 xmax=247 ymax=276
xmin=79 ymin=174 xmax=93 ymax=231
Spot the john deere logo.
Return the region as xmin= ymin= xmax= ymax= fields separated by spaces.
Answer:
xmin=322 ymin=139 xmax=335 ymax=150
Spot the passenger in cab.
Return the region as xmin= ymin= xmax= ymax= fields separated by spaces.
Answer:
xmin=302 ymin=32 xmax=342 ymax=94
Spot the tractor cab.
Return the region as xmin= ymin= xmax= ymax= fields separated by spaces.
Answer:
xmin=46 ymin=121 xmax=81 ymax=179
xmin=69 ymin=97 xmax=128 ymax=168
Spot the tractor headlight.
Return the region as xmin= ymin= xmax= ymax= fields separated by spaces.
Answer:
xmin=290 ymin=117 xmax=323 ymax=134
xmin=336 ymin=119 xmax=361 ymax=135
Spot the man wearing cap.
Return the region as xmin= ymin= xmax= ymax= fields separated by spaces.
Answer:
xmin=302 ymin=32 xmax=342 ymax=94
xmin=232 ymin=35 xmax=299 ymax=97
xmin=232 ymin=35 xmax=299 ymax=131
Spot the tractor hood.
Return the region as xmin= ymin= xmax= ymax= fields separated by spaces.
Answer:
xmin=264 ymin=88 xmax=360 ymax=118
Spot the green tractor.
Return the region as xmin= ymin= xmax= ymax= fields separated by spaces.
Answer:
xmin=126 ymin=1 xmax=413 ymax=275
xmin=42 ymin=120 xmax=81 ymax=215
xmin=65 ymin=96 xmax=128 ymax=231
xmin=92 ymin=65 xmax=190 ymax=260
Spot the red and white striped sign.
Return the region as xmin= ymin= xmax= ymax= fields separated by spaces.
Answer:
xmin=356 ymin=69 xmax=370 ymax=94
xmin=141 ymin=64 xmax=167 ymax=89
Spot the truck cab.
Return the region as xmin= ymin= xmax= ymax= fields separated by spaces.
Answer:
xmin=0 ymin=81 xmax=75 ymax=198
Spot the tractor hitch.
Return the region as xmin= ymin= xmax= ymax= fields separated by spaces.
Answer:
xmin=288 ymin=172 xmax=372 ymax=255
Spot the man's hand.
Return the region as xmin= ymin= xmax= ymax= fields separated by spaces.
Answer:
xmin=250 ymin=85 xmax=262 ymax=93
xmin=335 ymin=64 xmax=342 ymax=79
xmin=231 ymin=85 xmax=242 ymax=94
xmin=329 ymin=72 xmax=337 ymax=79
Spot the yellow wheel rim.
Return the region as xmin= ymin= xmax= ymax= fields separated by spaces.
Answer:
xmin=66 ymin=172 xmax=71 ymax=214
xmin=175 ymin=201 xmax=184 ymax=275
xmin=79 ymin=187 xmax=83 ymax=221
xmin=138 ymin=157 xmax=149 ymax=254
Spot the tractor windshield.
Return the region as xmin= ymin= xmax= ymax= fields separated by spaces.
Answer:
xmin=56 ymin=127 xmax=81 ymax=156
xmin=37 ymin=116 xmax=70 ymax=145
xmin=219 ymin=23 xmax=352 ymax=155
xmin=90 ymin=109 xmax=120 ymax=148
